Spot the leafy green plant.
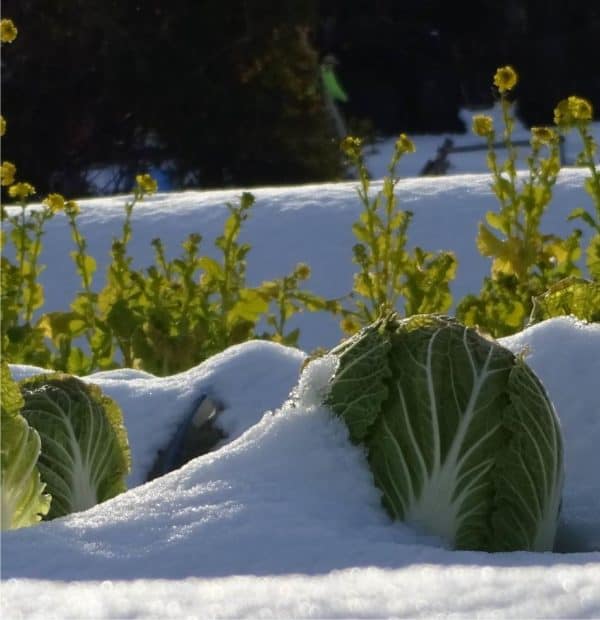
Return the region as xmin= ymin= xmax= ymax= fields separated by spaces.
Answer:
xmin=530 ymin=277 xmax=600 ymax=324
xmin=556 ymin=95 xmax=600 ymax=281
xmin=40 ymin=175 xmax=160 ymax=375
xmin=0 ymin=183 xmax=63 ymax=367
xmin=340 ymin=135 xmax=457 ymax=333
xmin=19 ymin=372 xmax=131 ymax=519
xmin=323 ymin=313 xmax=564 ymax=552
xmin=96 ymin=192 xmax=267 ymax=374
xmin=457 ymin=66 xmax=582 ymax=337
xmin=1 ymin=361 xmax=51 ymax=530
xmin=98 ymin=191 xmax=333 ymax=374
xmin=260 ymin=262 xmax=342 ymax=347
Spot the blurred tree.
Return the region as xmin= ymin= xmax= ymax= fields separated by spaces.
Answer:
xmin=1 ymin=0 xmax=343 ymax=196
xmin=3 ymin=0 xmax=598 ymax=196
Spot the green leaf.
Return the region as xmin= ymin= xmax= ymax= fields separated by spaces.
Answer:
xmin=227 ymin=289 xmax=269 ymax=325
xmin=587 ymin=234 xmax=600 ymax=279
xmin=198 ymin=257 xmax=225 ymax=281
xmin=493 ymin=359 xmax=564 ymax=551
xmin=1 ymin=361 xmax=24 ymax=418
xmin=1 ymin=362 xmax=51 ymax=530
xmin=326 ymin=315 xmax=392 ymax=442
xmin=476 ymin=223 xmax=504 ymax=258
xmin=39 ymin=312 xmax=87 ymax=342
xmin=485 ymin=211 xmax=506 ymax=233
xmin=568 ymin=207 xmax=597 ymax=230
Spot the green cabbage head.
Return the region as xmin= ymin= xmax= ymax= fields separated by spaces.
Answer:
xmin=1 ymin=362 xmax=51 ymax=530
xmin=20 ymin=373 xmax=131 ymax=519
xmin=326 ymin=314 xmax=564 ymax=552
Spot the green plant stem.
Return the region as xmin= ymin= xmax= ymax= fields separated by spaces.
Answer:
xmin=24 ymin=210 xmax=49 ymax=322
xmin=16 ymin=205 xmax=28 ymax=317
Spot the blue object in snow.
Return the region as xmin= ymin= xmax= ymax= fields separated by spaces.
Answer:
xmin=147 ymin=394 xmax=225 ymax=480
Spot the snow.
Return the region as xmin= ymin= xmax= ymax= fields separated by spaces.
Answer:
xmin=2 ymin=133 xmax=600 ymax=618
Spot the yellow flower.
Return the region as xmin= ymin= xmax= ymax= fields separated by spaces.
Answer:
xmin=493 ymin=66 xmax=518 ymax=93
xmin=530 ymin=126 xmax=557 ymax=146
xmin=340 ymin=136 xmax=363 ymax=159
xmin=340 ymin=316 xmax=361 ymax=335
xmin=570 ymin=97 xmax=593 ymax=121
xmin=43 ymin=193 xmax=66 ymax=213
xmin=0 ymin=115 xmax=6 ymax=137
xmin=294 ymin=262 xmax=311 ymax=280
xmin=472 ymin=114 xmax=494 ymax=138
xmin=1 ymin=19 xmax=18 ymax=43
xmin=1 ymin=161 xmax=16 ymax=186
xmin=64 ymin=200 xmax=80 ymax=216
xmin=554 ymin=96 xmax=593 ymax=127
xmin=8 ymin=182 xmax=35 ymax=201
xmin=135 ymin=173 xmax=158 ymax=195
xmin=395 ymin=133 xmax=416 ymax=155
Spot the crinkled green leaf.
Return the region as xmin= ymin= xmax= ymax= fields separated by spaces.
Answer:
xmin=326 ymin=315 xmax=392 ymax=442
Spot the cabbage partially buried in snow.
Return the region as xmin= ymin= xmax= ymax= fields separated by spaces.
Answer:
xmin=325 ymin=314 xmax=564 ymax=552
xmin=19 ymin=373 xmax=131 ymax=519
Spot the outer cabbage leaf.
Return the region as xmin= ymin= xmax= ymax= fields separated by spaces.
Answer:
xmin=326 ymin=317 xmax=391 ymax=442
xmin=1 ymin=362 xmax=51 ymax=530
xmin=20 ymin=373 xmax=131 ymax=519
xmin=327 ymin=314 xmax=564 ymax=552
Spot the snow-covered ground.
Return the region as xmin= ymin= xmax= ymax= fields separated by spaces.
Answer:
xmin=2 ymin=136 xmax=600 ymax=618
xmin=367 ymin=106 xmax=600 ymax=179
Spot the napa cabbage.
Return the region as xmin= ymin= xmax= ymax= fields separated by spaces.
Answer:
xmin=19 ymin=373 xmax=131 ymax=519
xmin=326 ymin=313 xmax=564 ymax=552
xmin=1 ymin=362 xmax=51 ymax=530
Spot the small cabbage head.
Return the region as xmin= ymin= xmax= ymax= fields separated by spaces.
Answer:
xmin=325 ymin=313 xmax=564 ymax=552
xmin=1 ymin=362 xmax=51 ymax=530
xmin=20 ymin=373 xmax=131 ymax=519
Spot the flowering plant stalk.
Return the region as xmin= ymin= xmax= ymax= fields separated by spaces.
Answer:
xmin=457 ymin=66 xmax=582 ymax=336
xmin=341 ymin=135 xmax=456 ymax=333
xmin=555 ymin=96 xmax=600 ymax=279
xmin=1 ymin=182 xmax=58 ymax=366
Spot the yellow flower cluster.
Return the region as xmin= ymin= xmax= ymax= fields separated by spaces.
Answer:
xmin=136 ymin=173 xmax=158 ymax=195
xmin=43 ymin=193 xmax=66 ymax=213
xmin=1 ymin=161 xmax=16 ymax=186
xmin=395 ymin=133 xmax=416 ymax=155
xmin=493 ymin=66 xmax=518 ymax=93
xmin=340 ymin=136 xmax=363 ymax=159
xmin=294 ymin=262 xmax=311 ymax=280
xmin=8 ymin=182 xmax=35 ymax=201
xmin=553 ymin=96 xmax=593 ymax=127
xmin=340 ymin=316 xmax=360 ymax=335
xmin=0 ymin=115 xmax=6 ymax=137
xmin=530 ymin=126 xmax=557 ymax=146
xmin=1 ymin=18 xmax=18 ymax=43
xmin=472 ymin=115 xmax=494 ymax=138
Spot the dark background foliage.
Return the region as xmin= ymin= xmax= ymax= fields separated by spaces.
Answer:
xmin=2 ymin=0 xmax=599 ymax=196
